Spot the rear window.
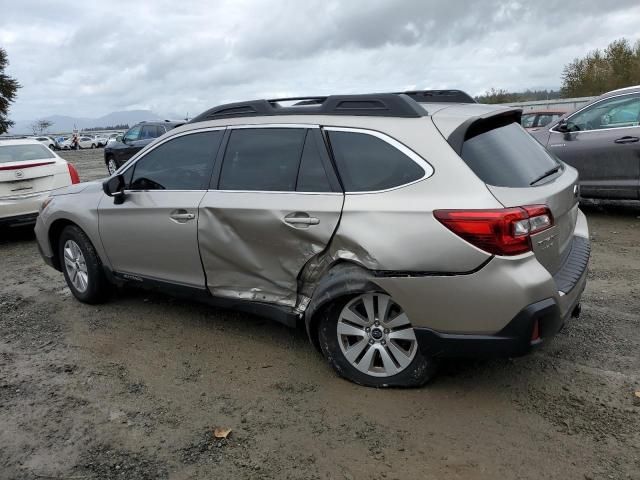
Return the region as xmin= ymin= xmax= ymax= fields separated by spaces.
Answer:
xmin=461 ymin=122 xmax=561 ymax=187
xmin=0 ymin=144 xmax=55 ymax=163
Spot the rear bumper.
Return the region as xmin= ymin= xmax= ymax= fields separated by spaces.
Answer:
xmin=413 ymin=235 xmax=589 ymax=358
xmin=414 ymin=296 xmax=580 ymax=358
xmin=0 ymin=212 xmax=39 ymax=228
xmin=0 ymin=191 xmax=50 ymax=225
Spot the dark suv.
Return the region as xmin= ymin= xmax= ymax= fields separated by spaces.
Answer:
xmin=104 ymin=120 xmax=183 ymax=174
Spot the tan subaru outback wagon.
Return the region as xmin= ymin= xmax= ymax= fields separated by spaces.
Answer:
xmin=35 ymin=90 xmax=589 ymax=387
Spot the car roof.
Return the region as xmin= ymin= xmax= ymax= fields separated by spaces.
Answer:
xmin=136 ymin=121 xmax=184 ymax=127
xmin=521 ymin=109 xmax=568 ymax=115
xmin=600 ymin=85 xmax=640 ymax=98
xmin=0 ymin=138 xmax=44 ymax=147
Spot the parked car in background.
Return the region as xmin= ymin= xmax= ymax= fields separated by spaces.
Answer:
xmin=36 ymin=91 xmax=589 ymax=387
xmin=531 ymin=85 xmax=640 ymax=200
xmin=90 ymin=134 xmax=108 ymax=147
xmin=104 ymin=121 xmax=183 ymax=174
xmin=105 ymin=133 xmax=123 ymax=146
xmin=31 ymin=136 xmax=57 ymax=150
xmin=0 ymin=138 xmax=80 ymax=227
xmin=521 ymin=110 xmax=568 ymax=131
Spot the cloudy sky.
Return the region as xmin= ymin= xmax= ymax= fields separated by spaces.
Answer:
xmin=2 ymin=0 xmax=639 ymax=121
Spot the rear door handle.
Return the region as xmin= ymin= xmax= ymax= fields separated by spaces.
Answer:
xmin=170 ymin=209 xmax=195 ymax=223
xmin=284 ymin=212 xmax=320 ymax=227
xmin=614 ymin=136 xmax=639 ymax=144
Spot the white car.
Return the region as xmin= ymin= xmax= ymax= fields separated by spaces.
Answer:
xmin=105 ymin=132 xmax=123 ymax=146
xmin=0 ymin=138 xmax=80 ymax=227
xmin=32 ymin=136 xmax=57 ymax=150
xmin=59 ymin=136 xmax=97 ymax=150
xmin=92 ymin=135 xmax=108 ymax=147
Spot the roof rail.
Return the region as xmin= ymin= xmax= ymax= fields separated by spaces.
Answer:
xmin=188 ymin=89 xmax=476 ymax=124
xmin=400 ymin=90 xmax=476 ymax=104
xmin=189 ymin=93 xmax=428 ymax=123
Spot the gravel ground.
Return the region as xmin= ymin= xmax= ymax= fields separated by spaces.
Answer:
xmin=0 ymin=148 xmax=638 ymax=480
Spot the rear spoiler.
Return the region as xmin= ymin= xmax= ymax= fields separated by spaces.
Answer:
xmin=447 ymin=108 xmax=522 ymax=155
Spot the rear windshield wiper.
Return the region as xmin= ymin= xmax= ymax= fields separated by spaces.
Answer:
xmin=530 ymin=165 xmax=562 ymax=186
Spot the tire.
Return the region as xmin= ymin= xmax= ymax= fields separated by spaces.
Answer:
xmin=59 ymin=225 xmax=110 ymax=304
xmin=91 ymin=144 xmax=96 ymax=149
xmin=317 ymin=292 xmax=437 ymax=388
xmin=106 ymin=157 xmax=118 ymax=175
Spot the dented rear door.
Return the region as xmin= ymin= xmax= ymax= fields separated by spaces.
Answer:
xmin=198 ymin=126 xmax=343 ymax=307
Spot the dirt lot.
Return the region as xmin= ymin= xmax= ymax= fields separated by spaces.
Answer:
xmin=1 ymin=148 xmax=638 ymax=480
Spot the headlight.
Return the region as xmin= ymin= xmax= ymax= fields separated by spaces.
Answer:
xmin=40 ymin=196 xmax=53 ymax=213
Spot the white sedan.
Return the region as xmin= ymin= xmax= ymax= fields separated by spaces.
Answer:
xmin=59 ymin=136 xmax=98 ymax=150
xmin=0 ymin=138 xmax=80 ymax=227
xmin=32 ymin=136 xmax=57 ymax=150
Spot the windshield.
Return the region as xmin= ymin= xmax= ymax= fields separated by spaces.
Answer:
xmin=0 ymin=144 xmax=56 ymax=163
xmin=461 ymin=121 xmax=561 ymax=187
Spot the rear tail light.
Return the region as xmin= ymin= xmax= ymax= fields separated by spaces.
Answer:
xmin=67 ymin=163 xmax=80 ymax=184
xmin=433 ymin=205 xmax=553 ymax=256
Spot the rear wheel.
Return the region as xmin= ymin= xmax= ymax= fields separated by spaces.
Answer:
xmin=317 ymin=292 xmax=437 ymax=387
xmin=91 ymin=143 xmax=96 ymax=149
xmin=59 ymin=225 xmax=110 ymax=304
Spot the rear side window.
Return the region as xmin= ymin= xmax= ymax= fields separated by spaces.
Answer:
xmin=461 ymin=122 xmax=561 ymax=187
xmin=219 ymin=128 xmax=306 ymax=191
xmin=327 ymin=130 xmax=425 ymax=192
xmin=0 ymin=144 xmax=55 ymax=163
xmin=129 ymin=131 xmax=222 ymax=190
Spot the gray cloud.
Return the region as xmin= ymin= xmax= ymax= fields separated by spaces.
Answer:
xmin=1 ymin=0 xmax=639 ymax=121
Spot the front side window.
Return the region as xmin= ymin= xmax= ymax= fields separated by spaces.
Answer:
xmin=566 ymin=94 xmax=640 ymax=131
xmin=129 ymin=131 xmax=223 ymax=190
xmin=327 ymin=130 xmax=425 ymax=192
xmin=219 ymin=128 xmax=306 ymax=191
xmin=124 ymin=126 xmax=141 ymax=142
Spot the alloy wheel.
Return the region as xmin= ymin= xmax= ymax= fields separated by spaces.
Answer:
xmin=63 ymin=240 xmax=89 ymax=293
xmin=107 ymin=159 xmax=117 ymax=175
xmin=337 ymin=293 xmax=417 ymax=377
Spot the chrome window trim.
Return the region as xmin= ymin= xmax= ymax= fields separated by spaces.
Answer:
xmin=228 ymin=123 xmax=320 ymax=129
xmin=323 ymin=126 xmax=434 ymax=195
xmin=548 ymin=91 xmax=640 ymax=134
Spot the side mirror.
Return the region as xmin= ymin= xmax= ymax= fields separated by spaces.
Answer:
xmin=102 ymin=174 xmax=125 ymax=205
xmin=556 ymin=119 xmax=570 ymax=133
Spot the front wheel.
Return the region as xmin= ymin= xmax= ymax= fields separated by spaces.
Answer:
xmin=317 ymin=292 xmax=437 ymax=387
xmin=106 ymin=157 xmax=118 ymax=175
xmin=59 ymin=225 xmax=110 ymax=304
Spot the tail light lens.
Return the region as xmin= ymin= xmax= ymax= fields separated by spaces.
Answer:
xmin=433 ymin=205 xmax=553 ymax=256
xmin=67 ymin=163 xmax=80 ymax=184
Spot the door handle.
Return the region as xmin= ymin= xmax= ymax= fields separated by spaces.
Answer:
xmin=614 ymin=136 xmax=639 ymax=144
xmin=284 ymin=212 xmax=320 ymax=227
xmin=170 ymin=209 xmax=195 ymax=223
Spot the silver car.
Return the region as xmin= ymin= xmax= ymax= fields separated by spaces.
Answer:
xmin=35 ymin=90 xmax=590 ymax=387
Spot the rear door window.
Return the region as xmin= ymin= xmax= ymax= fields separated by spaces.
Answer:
xmin=296 ymin=131 xmax=332 ymax=192
xmin=327 ymin=130 xmax=425 ymax=192
xmin=461 ymin=121 xmax=561 ymax=187
xmin=219 ymin=128 xmax=306 ymax=191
